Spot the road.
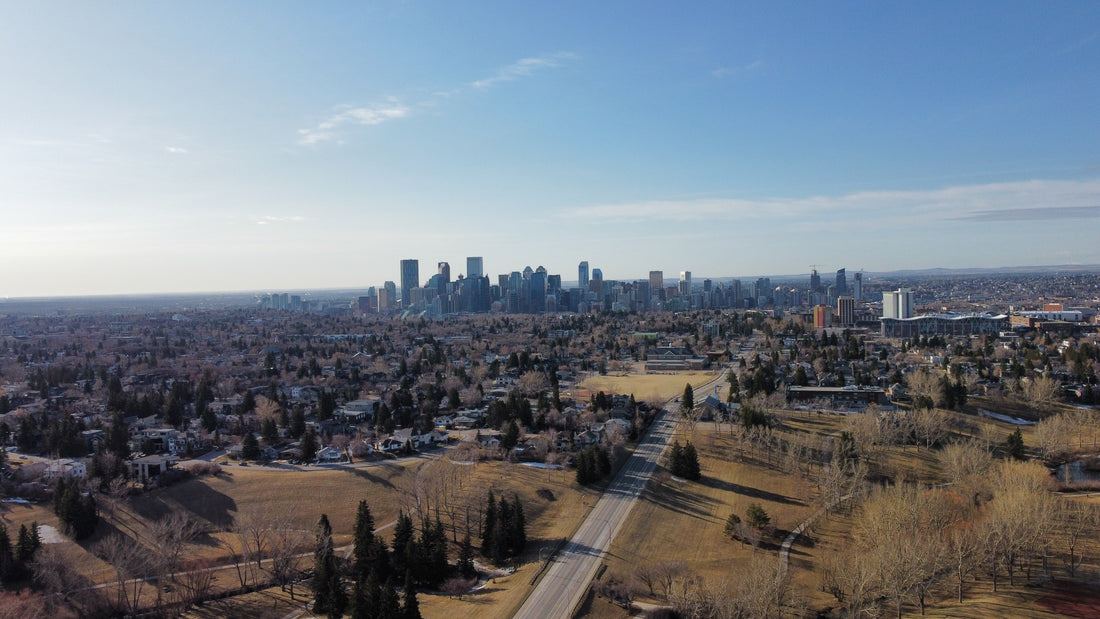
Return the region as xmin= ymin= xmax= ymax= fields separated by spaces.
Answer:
xmin=514 ymin=371 xmax=727 ymax=619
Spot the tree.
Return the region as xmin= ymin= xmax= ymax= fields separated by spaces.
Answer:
xmin=457 ymin=534 xmax=476 ymax=579
xmin=403 ymin=570 xmax=422 ymax=619
xmin=1005 ymin=428 xmax=1025 ymax=460
xmin=353 ymin=500 xmax=389 ymax=581
xmin=300 ymin=427 xmax=318 ymax=463
xmin=745 ymin=503 xmax=771 ymax=530
xmin=680 ymin=383 xmax=695 ymax=413
xmin=241 ymin=433 xmax=260 ymax=461
xmin=723 ymin=513 xmax=742 ymax=541
xmin=312 ymin=514 xmax=346 ymax=618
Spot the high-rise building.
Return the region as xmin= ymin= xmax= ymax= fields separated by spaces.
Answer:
xmin=882 ymin=288 xmax=914 ymax=320
xmin=810 ymin=269 xmax=821 ymax=292
xmin=578 ymin=261 xmax=589 ymax=290
xmin=466 ymin=256 xmax=483 ymax=279
xmin=837 ymin=296 xmax=855 ymax=326
xmin=813 ymin=304 xmax=832 ymax=329
xmin=437 ymin=262 xmax=451 ymax=294
xmin=853 ymin=271 xmax=863 ymax=301
xmin=649 ymin=271 xmax=664 ymax=294
xmin=679 ymin=271 xmax=692 ymax=297
xmin=835 ymin=268 xmax=847 ymax=296
xmin=400 ymin=259 xmax=419 ymax=306
xmin=590 ymin=268 xmax=603 ymax=294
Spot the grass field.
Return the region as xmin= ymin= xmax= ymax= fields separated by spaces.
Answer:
xmin=573 ymin=363 xmax=721 ymax=404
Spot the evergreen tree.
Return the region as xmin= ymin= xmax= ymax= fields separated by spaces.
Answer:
xmin=480 ymin=490 xmax=496 ymax=556
xmin=352 ymin=570 xmax=382 ymax=619
xmin=353 ymin=499 xmax=389 ymax=580
xmin=1006 ymin=428 xmax=1026 ymax=460
xmin=312 ymin=514 xmax=344 ymax=617
xmin=300 ymin=427 xmax=318 ymax=463
xmin=261 ymin=417 xmax=279 ymax=445
xmin=0 ymin=522 xmax=14 ymax=581
xmin=501 ymin=419 xmax=520 ymax=451
xmin=15 ymin=522 xmax=40 ymax=563
xmin=745 ymin=503 xmax=771 ymax=530
xmin=510 ymin=494 xmax=527 ymax=555
xmin=457 ymin=534 xmax=476 ymax=579
xmin=680 ymin=383 xmax=695 ymax=416
xmin=682 ymin=441 xmax=701 ymax=481
xmin=391 ymin=512 xmax=414 ymax=580
xmin=201 ymin=405 xmax=218 ymax=433
xmin=379 ymin=577 xmax=402 ymax=618
xmin=290 ymin=406 xmax=306 ymax=438
xmin=241 ymin=433 xmax=260 ymax=461
xmin=403 ymin=571 xmax=422 ymax=619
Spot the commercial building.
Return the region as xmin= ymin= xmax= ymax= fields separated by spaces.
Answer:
xmin=400 ymin=259 xmax=419 ymax=307
xmin=882 ymin=288 xmax=914 ymax=320
xmin=881 ymin=313 xmax=1007 ymax=338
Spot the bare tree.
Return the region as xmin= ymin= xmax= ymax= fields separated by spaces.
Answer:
xmin=97 ymin=533 xmax=152 ymax=615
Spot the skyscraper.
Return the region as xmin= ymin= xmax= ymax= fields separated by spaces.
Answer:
xmin=649 ymin=271 xmax=663 ymax=296
xmin=437 ymin=262 xmax=451 ymax=294
xmin=835 ymin=268 xmax=847 ymax=296
xmin=466 ymin=256 xmax=483 ymax=279
xmin=578 ymin=261 xmax=589 ymax=290
xmin=810 ymin=269 xmax=821 ymax=292
xmin=837 ymin=296 xmax=855 ymax=326
xmin=853 ymin=271 xmax=863 ymax=301
xmin=679 ymin=271 xmax=692 ymax=297
xmin=400 ymin=259 xmax=419 ymax=307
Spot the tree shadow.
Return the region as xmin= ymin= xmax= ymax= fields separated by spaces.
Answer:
xmin=698 ymin=476 xmax=804 ymax=506
xmin=346 ymin=465 xmax=397 ymax=489
xmin=640 ymin=484 xmax=719 ymax=521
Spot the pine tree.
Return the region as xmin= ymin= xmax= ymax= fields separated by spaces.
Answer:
xmin=480 ymin=490 xmax=496 ymax=556
xmin=0 ymin=522 xmax=14 ymax=581
xmin=379 ymin=577 xmax=402 ymax=618
xmin=457 ymin=534 xmax=476 ymax=579
xmin=669 ymin=441 xmax=685 ymax=476
xmin=300 ymin=427 xmax=318 ymax=463
xmin=680 ymin=383 xmax=695 ymax=416
xmin=241 ymin=433 xmax=260 ymax=461
xmin=392 ymin=512 xmax=414 ymax=579
xmin=312 ymin=514 xmax=343 ymax=617
xmin=510 ymin=494 xmax=527 ymax=556
xmin=683 ymin=441 xmax=701 ymax=481
xmin=403 ymin=570 xmax=422 ymax=619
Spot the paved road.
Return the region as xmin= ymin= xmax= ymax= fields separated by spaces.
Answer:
xmin=513 ymin=410 xmax=677 ymax=619
xmin=514 ymin=371 xmax=726 ymax=619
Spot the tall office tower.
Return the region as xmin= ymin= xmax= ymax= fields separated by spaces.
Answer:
xmin=837 ymin=296 xmax=855 ymax=326
xmin=590 ymin=268 xmax=603 ymax=295
xmin=466 ymin=256 xmax=483 ymax=279
xmin=810 ymin=268 xmax=821 ymax=292
xmin=578 ymin=261 xmax=589 ymax=290
xmin=649 ymin=271 xmax=664 ymax=295
xmin=438 ymin=262 xmax=451 ymax=283
xmin=547 ymin=273 xmax=561 ymax=293
xmin=679 ymin=271 xmax=692 ymax=297
xmin=530 ymin=267 xmax=547 ymax=314
xmin=383 ymin=281 xmax=396 ymax=309
xmin=853 ymin=271 xmax=863 ymax=301
xmin=835 ymin=268 xmax=847 ymax=296
xmin=400 ymin=259 xmax=419 ymax=306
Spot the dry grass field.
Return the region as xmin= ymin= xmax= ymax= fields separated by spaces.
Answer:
xmin=574 ymin=363 xmax=721 ymax=404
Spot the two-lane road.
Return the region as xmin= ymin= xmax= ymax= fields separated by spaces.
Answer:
xmin=513 ymin=410 xmax=678 ymax=618
xmin=515 ymin=371 xmax=729 ymax=618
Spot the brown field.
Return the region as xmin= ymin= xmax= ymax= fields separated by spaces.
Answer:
xmin=575 ymin=364 xmax=721 ymax=403
xmin=599 ymin=423 xmax=817 ymax=604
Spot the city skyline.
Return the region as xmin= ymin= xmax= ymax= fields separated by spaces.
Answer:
xmin=2 ymin=3 xmax=1100 ymax=297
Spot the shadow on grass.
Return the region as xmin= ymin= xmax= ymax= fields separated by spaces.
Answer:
xmin=640 ymin=483 xmax=718 ymax=521
xmin=346 ymin=465 xmax=397 ymax=489
xmin=698 ymin=475 xmax=804 ymax=506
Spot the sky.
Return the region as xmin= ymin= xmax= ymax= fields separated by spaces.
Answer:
xmin=2 ymin=2 xmax=1099 ymax=297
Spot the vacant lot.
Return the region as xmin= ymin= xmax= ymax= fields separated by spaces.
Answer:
xmin=576 ymin=364 xmax=721 ymax=404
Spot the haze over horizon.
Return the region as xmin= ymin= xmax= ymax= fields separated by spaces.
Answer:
xmin=3 ymin=2 xmax=1099 ymax=297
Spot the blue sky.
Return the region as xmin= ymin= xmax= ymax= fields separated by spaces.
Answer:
xmin=2 ymin=2 xmax=1098 ymax=297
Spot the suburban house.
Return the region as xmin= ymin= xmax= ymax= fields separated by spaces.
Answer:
xmin=130 ymin=454 xmax=179 ymax=482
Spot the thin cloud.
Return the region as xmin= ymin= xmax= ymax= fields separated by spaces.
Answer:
xmin=561 ymin=179 xmax=1100 ymax=225
xmin=953 ymin=206 xmax=1100 ymax=221
xmin=165 ymin=146 xmax=188 ymax=154
xmin=712 ymin=60 xmax=763 ymax=78
xmin=299 ymin=52 xmax=576 ymax=146
xmin=297 ymin=101 xmax=409 ymax=145
xmin=471 ymin=52 xmax=578 ymax=89
xmin=257 ymin=215 xmax=306 ymax=225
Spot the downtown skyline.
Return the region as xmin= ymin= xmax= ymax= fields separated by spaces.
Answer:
xmin=2 ymin=2 xmax=1100 ymax=298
